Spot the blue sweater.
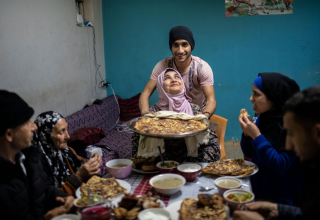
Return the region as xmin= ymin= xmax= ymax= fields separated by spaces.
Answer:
xmin=241 ymin=115 xmax=303 ymax=205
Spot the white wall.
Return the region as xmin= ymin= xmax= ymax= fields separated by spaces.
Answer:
xmin=0 ymin=0 xmax=106 ymax=119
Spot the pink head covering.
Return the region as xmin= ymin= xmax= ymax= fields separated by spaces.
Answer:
xmin=156 ymin=68 xmax=193 ymax=115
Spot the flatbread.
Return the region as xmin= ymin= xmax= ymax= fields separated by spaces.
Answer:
xmin=179 ymin=195 xmax=226 ymax=220
xmin=201 ymin=159 xmax=255 ymax=177
xmin=81 ymin=176 xmax=126 ymax=199
xmin=134 ymin=118 xmax=206 ymax=134
xmin=239 ymin=108 xmax=249 ymax=119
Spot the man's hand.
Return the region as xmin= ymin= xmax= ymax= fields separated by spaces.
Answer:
xmin=45 ymin=206 xmax=68 ymax=220
xmin=245 ymin=201 xmax=279 ymax=219
xmin=139 ymin=79 xmax=157 ymax=115
xmin=239 ymin=114 xmax=261 ymax=139
xmin=233 ymin=211 xmax=264 ymax=220
xmin=56 ymin=196 xmax=74 ymax=212
xmin=76 ymin=153 xmax=102 ymax=181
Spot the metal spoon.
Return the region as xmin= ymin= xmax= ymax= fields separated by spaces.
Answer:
xmin=199 ymin=186 xmax=217 ymax=192
xmin=158 ymin=146 xmax=165 ymax=167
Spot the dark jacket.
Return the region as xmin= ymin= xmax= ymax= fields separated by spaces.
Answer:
xmin=0 ymin=146 xmax=68 ymax=220
xmin=241 ymin=115 xmax=303 ymax=205
xmin=40 ymin=147 xmax=85 ymax=197
xmin=277 ymin=154 xmax=320 ymax=220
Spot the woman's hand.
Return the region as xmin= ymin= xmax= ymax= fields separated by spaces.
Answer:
xmin=239 ymin=115 xmax=261 ymax=139
xmin=55 ymin=196 xmax=74 ymax=212
xmin=76 ymin=153 xmax=102 ymax=181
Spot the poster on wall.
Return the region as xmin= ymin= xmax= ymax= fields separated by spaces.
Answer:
xmin=225 ymin=0 xmax=293 ymax=17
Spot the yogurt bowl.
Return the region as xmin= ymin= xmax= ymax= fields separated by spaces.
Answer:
xmin=177 ymin=164 xmax=201 ymax=182
xmin=138 ymin=208 xmax=170 ymax=220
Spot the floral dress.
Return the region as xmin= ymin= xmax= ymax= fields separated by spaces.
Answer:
xmin=131 ymin=103 xmax=220 ymax=162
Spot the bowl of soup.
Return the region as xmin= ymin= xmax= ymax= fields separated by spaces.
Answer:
xmin=156 ymin=161 xmax=179 ymax=173
xmin=214 ymin=177 xmax=242 ymax=196
xmin=105 ymin=159 xmax=132 ymax=179
xmin=223 ymin=189 xmax=255 ymax=211
xmin=177 ymin=164 xmax=201 ymax=182
xmin=149 ymin=173 xmax=186 ymax=195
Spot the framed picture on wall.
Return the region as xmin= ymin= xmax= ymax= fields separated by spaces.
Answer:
xmin=225 ymin=0 xmax=293 ymax=17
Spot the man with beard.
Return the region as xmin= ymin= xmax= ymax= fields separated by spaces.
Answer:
xmin=139 ymin=26 xmax=217 ymax=119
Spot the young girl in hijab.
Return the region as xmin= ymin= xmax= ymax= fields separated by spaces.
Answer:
xmin=132 ymin=68 xmax=220 ymax=162
xmin=239 ymin=73 xmax=303 ymax=205
xmin=33 ymin=111 xmax=102 ymax=196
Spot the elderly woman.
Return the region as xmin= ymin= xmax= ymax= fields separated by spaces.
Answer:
xmin=239 ymin=73 xmax=303 ymax=205
xmin=132 ymin=68 xmax=220 ymax=162
xmin=33 ymin=111 xmax=102 ymax=196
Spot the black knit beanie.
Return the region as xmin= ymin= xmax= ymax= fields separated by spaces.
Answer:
xmin=169 ymin=26 xmax=195 ymax=51
xmin=0 ymin=90 xmax=34 ymax=135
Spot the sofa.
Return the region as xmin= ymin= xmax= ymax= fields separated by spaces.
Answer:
xmin=65 ymin=95 xmax=133 ymax=176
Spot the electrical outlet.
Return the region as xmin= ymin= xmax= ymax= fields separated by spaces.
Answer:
xmin=103 ymin=82 xmax=110 ymax=87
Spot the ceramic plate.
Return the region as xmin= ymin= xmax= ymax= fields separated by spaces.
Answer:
xmin=202 ymin=160 xmax=259 ymax=178
xmin=217 ymin=160 xmax=259 ymax=178
xmin=76 ymin=179 xmax=131 ymax=198
xmin=132 ymin=168 xmax=159 ymax=174
xmin=165 ymin=200 xmax=230 ymax=220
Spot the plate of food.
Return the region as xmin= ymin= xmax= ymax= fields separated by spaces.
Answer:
xmin=131 ymin=156 xmax=159 ymax=174
xmin=201 ymin=159 xmax=258 ymax=178
xmin=76 ymin=176 xmax=131 ymax=199
xmin=126 ymin=115 xmax=214 ymax=139
xmin=112 ymin=192 xmax=166 ymax=220
xmin=165 ymin=194 xmax=230 ymax=220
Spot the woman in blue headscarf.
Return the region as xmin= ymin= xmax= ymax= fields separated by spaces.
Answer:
xmin=239 ymin=73 xmax=303 ymax=205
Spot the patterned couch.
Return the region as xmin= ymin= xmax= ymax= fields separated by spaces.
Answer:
xmin=65 ymin=95 xmax=133 ymax=176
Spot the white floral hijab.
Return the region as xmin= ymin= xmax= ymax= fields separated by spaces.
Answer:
xmin=33 ymin=111 xmax=82 ymax=188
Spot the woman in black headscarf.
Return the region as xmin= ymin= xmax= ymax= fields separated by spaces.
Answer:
xmin=239 ymin=73 xmax=303 ymax=205
xmin=33 ymin=111 xmax=102 ymax=197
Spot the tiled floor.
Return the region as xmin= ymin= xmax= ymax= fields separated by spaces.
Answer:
xmin=224 ymin=141 xmax=244 ymax=159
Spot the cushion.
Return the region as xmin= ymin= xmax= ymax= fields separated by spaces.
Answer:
xmin=118 ymin=93 xmax=141 ymax=121
xmin=67 ymin=127 xmax=106 ymax=148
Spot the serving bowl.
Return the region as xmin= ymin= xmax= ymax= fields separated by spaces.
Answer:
xmin=52 ymin=214 xmax=80 ymax=220
xmin=74 ymin=195 xmax=104 ymax=208
xmin=177 ymin=164 xmax=201 ymax=182
xmin=214 ymin=177 xmax=242 ymax=196
xmin=138 ymin=208 xmax=171 ymax=220
xmin=156 ymin=160 xmax=179 ymax=173
xmin=149 ymin=173 xmax=186 ymax=195
xmin=223 ymin=189 xmax=255 ymax=211
xmin=105 ymin=159 xmax=132 ymax=179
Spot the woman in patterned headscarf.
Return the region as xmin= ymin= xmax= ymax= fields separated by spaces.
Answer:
xmin=33 ymin=111 xmax=102 ymax=196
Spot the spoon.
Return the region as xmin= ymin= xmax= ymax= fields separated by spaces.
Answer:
xmin=199 ymin=186 xmax=217 ymax=192
xmin=158 ymin=146 xmax=165 ymax=167
xmin=87 ymin=186 xmax=91 ymax=205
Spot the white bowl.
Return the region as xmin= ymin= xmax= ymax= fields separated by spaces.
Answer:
xmin=214 ymin=177 xmax=242 ymax=196
xmin=138 ymin=208 xmax=171 ymax=220
xmin=105 ymin=159 xmax=133 ymax=179
xmin=223 ymin=189 xmax=255 ymax=211
xmin=149 ymin=173 xmax=186 ymax=195
xmin=74 ymin=194 xmax=104 ymax=208
xmin=51 ymin=214 xmax=79 ymax=220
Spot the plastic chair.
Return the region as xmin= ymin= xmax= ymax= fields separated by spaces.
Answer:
xmin=210 ymin=115 xmax=228 ymax=159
